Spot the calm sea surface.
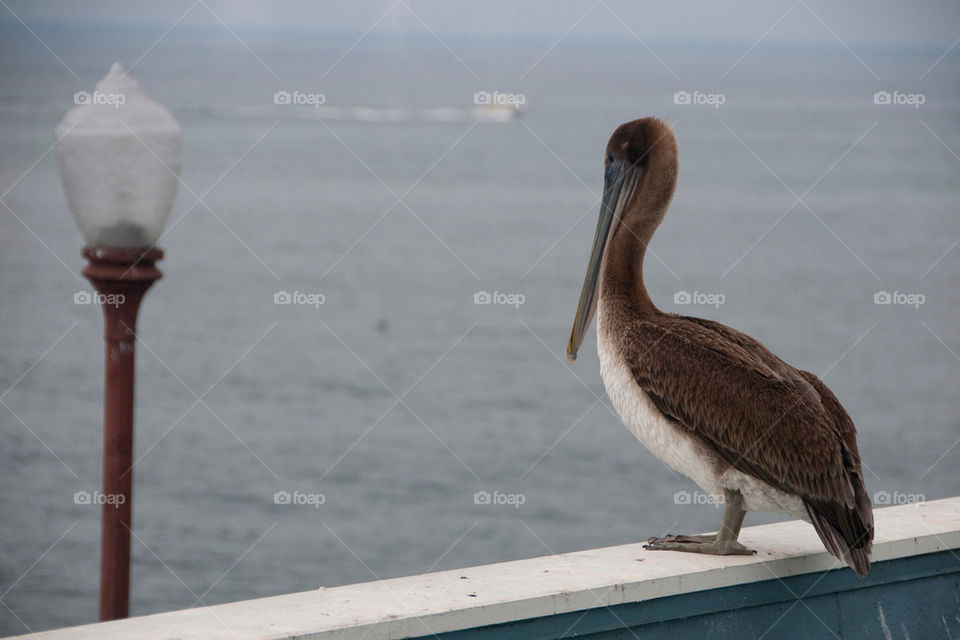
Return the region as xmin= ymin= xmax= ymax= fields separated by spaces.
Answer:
xmin=1 ymin=26 xmax=958 ymax=634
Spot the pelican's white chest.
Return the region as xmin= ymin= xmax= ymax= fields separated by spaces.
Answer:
xmin=596 ymin=310 xmax=723 ymax=495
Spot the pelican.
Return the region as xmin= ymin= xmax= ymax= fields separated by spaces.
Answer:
xmin=567 ymin=117 xmax=874 ymax=576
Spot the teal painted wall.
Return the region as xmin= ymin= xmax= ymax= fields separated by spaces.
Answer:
xmin=412 ymin=550 xmax=960 ymax=640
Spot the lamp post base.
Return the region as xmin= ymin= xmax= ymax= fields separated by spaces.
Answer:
xmin=82 ymin=246 xmax=162 ymax=622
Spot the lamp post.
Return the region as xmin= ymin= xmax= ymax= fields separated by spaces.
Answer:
xmin=56 ymin=63 xmax=183 ymax=621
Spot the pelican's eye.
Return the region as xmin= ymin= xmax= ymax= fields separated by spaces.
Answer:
xmin=606 ymin=152 xmax=615 ymax=165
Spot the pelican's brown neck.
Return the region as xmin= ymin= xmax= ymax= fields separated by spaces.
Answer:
xmin=600 ymin=124 xmax=678 ymax=315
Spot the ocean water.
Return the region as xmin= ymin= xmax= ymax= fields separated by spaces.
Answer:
xmin=1 ymin=25 xmax=958 ymax=634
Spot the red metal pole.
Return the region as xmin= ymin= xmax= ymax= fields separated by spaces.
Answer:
xmin=82 ymin=246 xmax=162 ymax=622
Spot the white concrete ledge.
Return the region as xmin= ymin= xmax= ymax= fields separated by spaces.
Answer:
xmin=15 ymin=497 xmax=960 ymax=640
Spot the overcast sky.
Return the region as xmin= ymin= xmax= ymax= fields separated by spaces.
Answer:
xmin=2 ymin=0 xmax=958 ymax=49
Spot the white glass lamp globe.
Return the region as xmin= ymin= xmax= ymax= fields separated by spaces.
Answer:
xmin=56 ymin=62 xmax=183 ymax=248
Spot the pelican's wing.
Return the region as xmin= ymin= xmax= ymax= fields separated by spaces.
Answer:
xmin=796 ymin=368 xmax=874 ymax=573
xmin=626 ymin=315 xmax=873 ymax=574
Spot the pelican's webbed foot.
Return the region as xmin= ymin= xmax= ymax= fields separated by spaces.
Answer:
xmin=643 ymin=489 xmax=757 ymax=557
xmin=643 ymin=534 xmax=755 ymax=556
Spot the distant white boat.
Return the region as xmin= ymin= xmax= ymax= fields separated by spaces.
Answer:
xmin=188 ymin=103 xmax=522 ymax=123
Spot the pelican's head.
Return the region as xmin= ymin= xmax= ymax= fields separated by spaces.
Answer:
xmin=567 ymin=117 xmax=677 ymax=362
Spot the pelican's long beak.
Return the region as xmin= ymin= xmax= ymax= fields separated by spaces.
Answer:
xmin=567 ymin=160 xmax=637 ymax=361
